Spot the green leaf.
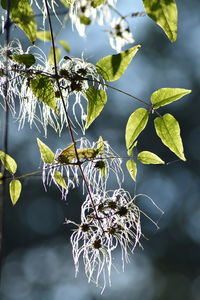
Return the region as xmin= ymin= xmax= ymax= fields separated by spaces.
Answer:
xmin=59 ymin=0 xmax=74 ymax=7
xmin=9 ymin=179 xmax=22 ymax=205
xmin=37 ymin=138 xmax=55 ymax=163
xmin=53 ymin=171 xmax=67 ymax=189
xmin=36 ymin=31 xmax=52 ymax=41
xmin=30 ymin=75 xmax=57 ymax=110
xmin=94 ymin=160 xmax=106 ymax=177
xmin=125 ymin=108 xmax=149 ymax=150
xmin=138 ymin=151 xmax=165 ymax=164
xmin=154 ymin=114 xmax=186 ymax=161
xmin=142 ymin=0 xmax=177 ymax=42
xmin=48 ymin=47 xmax=61 ymax=65
xmin=59 ymin=40 xmax=70 ymax=53
xmin=91 ymin=0 xmax=107 ymax=8
xmin=126 ymin=160 xmax=137 ymax=181
xmin=12 ymin=54 xmax=36 ymax=68
xmin=0 ymin=151 xmax=17 ymax=174
xmin=0 ymin=172 xmax=2 ymax=184
xmin=58 ymin=144 xmax=99 ymax=164
xmin=151 ymin=88 xmax=191 ymax=109
xmin=79 ymin=15 xmax=91 ymax=25
xmin=96 ymin=136 xmax=104 ymax=155
xmin=96 ymin=45 xmax=141 ymax=81
xmin=85 ymin=87 xmax=107 ymax=129
xmin=127 ymin=141 xmax=138 ymax=156
xmin=7 ymin=0 xmax=37 ymax=42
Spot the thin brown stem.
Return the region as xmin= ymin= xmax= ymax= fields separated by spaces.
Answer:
xmin=44 ymin=0 xmax=104 ymax=232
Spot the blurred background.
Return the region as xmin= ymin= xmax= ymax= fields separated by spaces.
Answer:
xmin=0 ymin=0 xmax=200 ymax=299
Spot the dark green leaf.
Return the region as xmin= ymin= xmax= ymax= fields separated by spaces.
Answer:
xmin=0 ymin=151 xmax=17 ymax=174
xmin=79 ymin=15 xmax=91 ymax=25
xmin=12 ymin=54 xmax=36 ymax=68
xmin=96 ymin=45 xmax=141 ymax=81
xmin=9 ymin=179 xmax=22 ymax=205
xmin=125 ymin=108 xmax=149 ymax=150
xmin=30 ymin=75 xmax=57 ymax=110
xmin=85 ymin=87 xmax=107 ymax=129
xmin=154 ymin=114 xmax=186 ymax=161
xmin=37 ymin=138 xmax=55 ymax=163
xmin=142 ymin=0 xmax=177 ymax=42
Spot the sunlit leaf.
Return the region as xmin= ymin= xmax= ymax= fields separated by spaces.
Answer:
xmin=96 ymin=136 xmax=104 ymax=155
xmin=126 ymin=159 xmax=137 ymax=181
xmin=5 ymin=0 xmax=37 ymax=42
xmin=12 ymin=54 xmax=36 ymax=68
xmin=30 ymin=75 xmax=57 ymax=110
xmin=53 ymin=171 xmax=67 ymax=189
xmin=85 ymin=87 xmax=107 ymax=129
xmin=59 ymin=40 xmax=70 ymax=53
xmin=58 ymin=144 xmax=99 ymax=164
xmin=0 ymin=172 xmax=2 ymax=184
xmin=154 ymin=114 xmax=186 ymax=161
xmin=9 ymin=179 xmax=22 ymax=205
xmin=142 ymin=0 xmax=177 ymax=42
xmin=138 ymin=151 xmax=165 ymax=164
xmin=96 ymin=45 xmax=141 ymax=81
xmin=151 ymin=88 xmax=191 ymax=109
xmin=79 ymin=15 xmax=91 ymax=25
xmin=36 ymin=31 xmax=52 ymax=41
xmin=125 ymin=108 xmax=149 ymax=150
xmin=0 ymin=151 xmax=17 ymax=174
xmin=37 ymin=138 xmax=55 ymax=163
xmin=59 ymin=0 xmax=74 ymax=7
xmin=91 ymin=0 xmax=107 ymax=8
xmin=48 ymin=47 xmax=61 ymax=65
xmin=127 ymin=141 xmax=138 ymax=156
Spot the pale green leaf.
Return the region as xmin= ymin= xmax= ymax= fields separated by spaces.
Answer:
xmin=127 ymin=141 xmax=138 ymax=156
xmin=37 ymin=138 xmax=55 ymax=163
xmin=59 ymin=0 xmax=74 ymax=7
xmin=96 ymin=136 xmax=104 ymax=155
xmin=48 ymin=47 xmax=61 ymax=65
xmin=12 ymin=54 xmax=36 ymax=68
xmin=36 ymin=31 xmax=52 ymax=41
xmin=138 ymin=151 xmax=165 ymax=164
xmin=9 ymin=0 xmax=37 ymax=42
xmin=30 ymin=75 xmax=57 ymax=110
xmin=59 ymin=40 xmax=70 ymax=53
xmin=91 ymin=0 xmax=107 ymax=8
xmin=142 ymin=0 xmax=177 ymax=42
xmin=9 ymin=179 xmax=22 ymax=205
xmin=85 ymin=87 xmax=107 ymax=129
xmin=125 ymin=108 xmax=149 ymax=150
xmin=96 ymin=45 xmax=141 ymax=81
xmin=151 ymin=88 xmax=191 ymax=109
xmin=0 ymin=151 xmax=17 ymax=174
xmin=54 ymin=171 xmax=67 ymax=189
xmin=154 ymin=114 xmax=186 ymax=161
xmin=126 ymin=159 xmax=137 ymax=181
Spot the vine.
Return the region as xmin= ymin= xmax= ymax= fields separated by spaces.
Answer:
xmin=0 ymin=0 xmax=191 ymax=292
